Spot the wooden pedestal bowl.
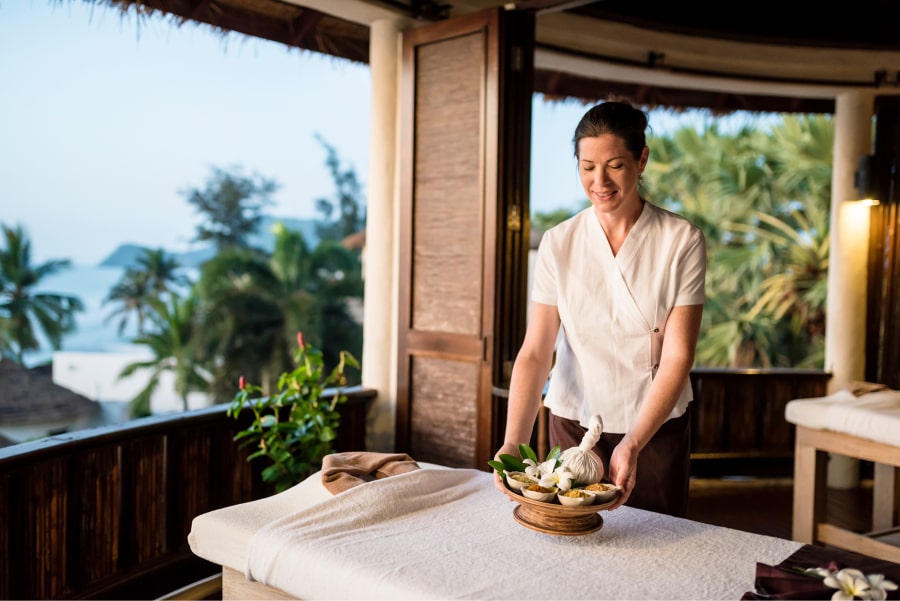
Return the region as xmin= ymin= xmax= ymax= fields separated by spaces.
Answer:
xmin=502 ymin=485 xmax=619 ymax=536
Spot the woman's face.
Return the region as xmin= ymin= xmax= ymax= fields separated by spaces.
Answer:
xmin=577 ymin=134 xmax=648 ymax=215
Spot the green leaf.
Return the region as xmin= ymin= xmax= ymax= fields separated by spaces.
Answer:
xmin=518 ymin=443 xmax=538 ymax=463
xmin=546 ymin=445 xmax=562 ymax=463
xmin=499 ymin=453 xmax=526 ymax=472
xmin=487 ymin=459 xmax=506 ymax=473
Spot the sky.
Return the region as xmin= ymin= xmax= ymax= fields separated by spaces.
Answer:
xmin=0 ymin=1 xmax=762 ymax=267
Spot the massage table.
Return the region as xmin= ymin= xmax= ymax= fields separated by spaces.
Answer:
xmin=188 ymin=455 xmax=900 ymax=600
xmin=786 ymin=388 xmax=900 ymax=563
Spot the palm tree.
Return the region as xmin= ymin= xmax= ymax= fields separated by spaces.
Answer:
xmin=103 ymin=268 xmax=151 ymax=336
xmin=0 ymin=315 xmax=13 ymax=360
xmin=0 ymin=224 xmax=84 ymax=364
xmin=137 ymin=247 xmax=190 ymax=296
xmin=104 ymin=247 xmax=190 ymax=336
xmin=644 ymin=114 xmax=833 ymax=368
xmin=195 ymin=223 xmax=362 ymax=400
xmin=118 ymin=293 xmax=211 ymax=417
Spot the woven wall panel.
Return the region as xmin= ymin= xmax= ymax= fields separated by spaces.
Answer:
xmin=411 ymin=32 xmax=485 ymax=336
xmin=409 ymin=356 xmax=479 ymax=467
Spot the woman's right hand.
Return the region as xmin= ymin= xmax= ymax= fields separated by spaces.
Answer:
xmin=492 ymin=442 xmax=521 ymax=493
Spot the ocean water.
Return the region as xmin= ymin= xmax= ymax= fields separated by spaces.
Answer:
xmin=27 ymin=264 xmax=190 ymax=367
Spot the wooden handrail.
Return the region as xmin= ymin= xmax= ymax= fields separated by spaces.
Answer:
xmin=494 ymin=368 xmax=832 ymax=477
xmin=0 ymin=387 xmax=376 ymax=600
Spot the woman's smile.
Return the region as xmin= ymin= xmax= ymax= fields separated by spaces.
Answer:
xmin=577 ymin=133 xmax=646 ymax=214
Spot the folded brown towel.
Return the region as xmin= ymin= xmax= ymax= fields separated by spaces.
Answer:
xmin=321 ymin=452 xmax=420 ymax=495
xmin=846 ymin=380 xmax=891 ymax=396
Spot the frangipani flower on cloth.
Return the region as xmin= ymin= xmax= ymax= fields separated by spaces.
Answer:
xmin=559 ymin=414 xmax=605 ymax=484
xmin=806 ymin=566 xmax=898 ymax=600
xmin=866 ymin=574 xmax=899 ymax=597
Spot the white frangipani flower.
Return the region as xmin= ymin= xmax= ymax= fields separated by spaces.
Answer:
xmin=522 ymin=458 xmax=540 ymax=479
xmin=825 ymin=568 xmax=870 ymax=600
xmin=823 ymin=568 xmax=897 ymax=601
xmin=861 ymin=573 xmax=898 ymax=601
xmin=539 ymin=467 xmax=575 ymax=491
xmin=524 ymin=457 xmax=557 ymax=478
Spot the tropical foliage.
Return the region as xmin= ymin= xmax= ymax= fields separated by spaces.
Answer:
xmin=117 ymin=140 xmax=365 ymax=414
xmin=645 ymin=114 xmax=833 ymax=368
xmin=103 ymin=247 xmax=189 ymax=336
xmin=313 ymin=134 xmax=366 ymax=243
xmin=228 ymin=332 xmax=359 ymax=492
xmin=118 ymin=293 xmax=210 ymax=417
xmin=193 ymin=224 xmax=363 ymax=401
xmin=0 ymin=224 xmax=84 ymax=364
xmin=183 ymin=165 xmax=279 ymax=252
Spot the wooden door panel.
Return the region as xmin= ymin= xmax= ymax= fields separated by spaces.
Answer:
xmin=409 ymin=357 xmax=480 ymax=466
xmin=412 ymin=32 xmax=485 ymax=339
xmin=397 ymin=8 xmax=533 ymax=469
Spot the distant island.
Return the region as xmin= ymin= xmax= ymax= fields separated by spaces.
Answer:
xmin=99 ymin=216 xmax=319 ymax=269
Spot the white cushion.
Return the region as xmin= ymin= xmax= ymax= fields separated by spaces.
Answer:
xmin=187 ymin=461 xmax=448 ymax=572
xmin=785 ymin=389 xmax=900 ymax=448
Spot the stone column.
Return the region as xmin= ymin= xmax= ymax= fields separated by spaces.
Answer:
xmin=824 ymin=90 xmax=876 ymax=488
xmin=362 ymin=17 xmax=408 ymax=452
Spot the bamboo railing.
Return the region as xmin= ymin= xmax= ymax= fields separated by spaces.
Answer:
xmin=0 ymin=387 xmax=375 ymax=600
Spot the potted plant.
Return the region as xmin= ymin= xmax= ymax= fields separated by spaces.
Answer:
xmin=228 ymin=332 xmax=360 ymax=492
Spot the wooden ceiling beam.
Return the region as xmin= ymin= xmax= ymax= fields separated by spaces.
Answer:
xmin=507 ymin=0 xmax=600 ymax=15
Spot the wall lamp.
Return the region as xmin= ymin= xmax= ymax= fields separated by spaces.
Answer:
xmin=854 ymin=154 xmax=880 ymax=206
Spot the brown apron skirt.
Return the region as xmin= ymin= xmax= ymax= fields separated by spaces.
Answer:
xmin=548 ymin=408 xmax=691 ymax=517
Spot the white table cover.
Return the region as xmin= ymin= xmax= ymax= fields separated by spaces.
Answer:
xmin=190 ymin=466 xmax=802 ymax=600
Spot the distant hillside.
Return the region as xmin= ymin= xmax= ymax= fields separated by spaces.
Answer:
xmin=99 ymin=216 xmax=319 ymax=269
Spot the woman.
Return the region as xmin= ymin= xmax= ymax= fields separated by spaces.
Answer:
xmin=493 ymin=99 xmax=707 ymax=517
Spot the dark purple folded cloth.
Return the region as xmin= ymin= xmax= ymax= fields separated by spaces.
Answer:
xmin=740 ymin=562 xmax=831 ymax=599
xmin=742 ymin=545 xmax=900 ymax=600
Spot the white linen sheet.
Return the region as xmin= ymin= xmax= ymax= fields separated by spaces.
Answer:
xmin=240 ymin=467 xmax=802 ymax=600
xmin=785 ymin=389 xmax=900 ymax=447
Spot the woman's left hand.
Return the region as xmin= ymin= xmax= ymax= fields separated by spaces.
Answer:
xmin=606 ymin=441 xmax=638 ymax=510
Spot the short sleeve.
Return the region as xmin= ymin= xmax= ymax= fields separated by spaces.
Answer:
xmin=675 ymin=227 xmax=707 ymax=306
xmin=530 ymin=232 xmax=558 ymax=306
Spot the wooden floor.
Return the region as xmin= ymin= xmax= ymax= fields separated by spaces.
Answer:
xmin=687 ymin=476 xmax=874 ymax=539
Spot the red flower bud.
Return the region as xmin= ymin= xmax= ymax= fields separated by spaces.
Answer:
xmin=297 ymin=332 xmax=305 ymax=349
xmin=239 ymin=375 xmax=246 ymax=390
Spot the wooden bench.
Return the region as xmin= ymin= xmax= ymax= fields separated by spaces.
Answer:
xmin=786 ymin=389 xmax=900 ymax=562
